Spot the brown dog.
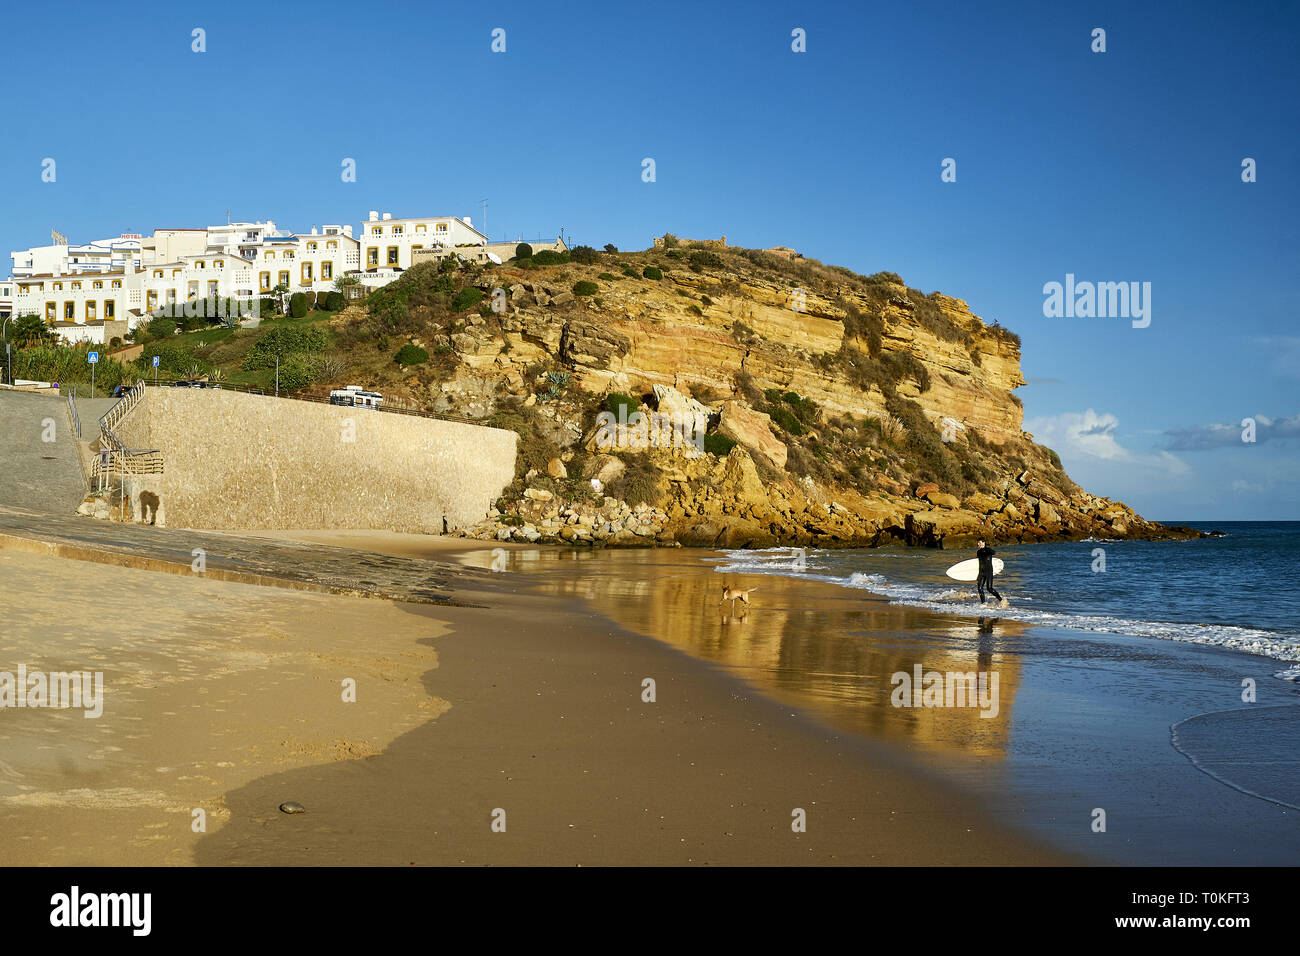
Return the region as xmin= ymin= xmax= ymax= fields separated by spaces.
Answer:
xmin=720 ymin=585 xmax=757 ymax=614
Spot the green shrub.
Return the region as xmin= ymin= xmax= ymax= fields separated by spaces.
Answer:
xmin=395 ymin=344 xmax=429 ymax=367
xmin=570 ymin=246 xmax=599 ymax=264
xmin=289 ymin=292 xmax=309 ymax=318
xmin=768 ymin=406 xmax=804 ymax=436
xmin=703 ymin=433 xmax=737 ymax=456
xmin=688 ymin=250 xmax=722 ymax=270
xmin=452 ymin=287 xmax=484 ymax=311
xmin=687 ymin=304 xmax=703 ymax=316
xmin=642 ymin=266 xmax=663 ymax=280
xmin=321 ymin=291 xmax=346 ymax=312
xmin=146 ymin=316 xmax=176 ymax=340
xmin=606 ymin=392 xmax=639 ymax=418
xmin=573 ymin=280 xmax=598 ymax=297
xmin=242 ymin=325 xmax=328 ymax=370
xmin=515 ymin=243 xmax=533 ymax=260
xmin=532 ymin=249 xmax=570 ymax=265
xmin=665 ymin=250 xmax=683 ymax=259
xmin=598 ymin=272 xmax=618 ymax=281
xmin=660 ymin=233 xmax=679 ymax=249
xmin=603 ymin=244 xmax=618 ymax=253
xmin=621 ymin=266 xmax=639 ymax=278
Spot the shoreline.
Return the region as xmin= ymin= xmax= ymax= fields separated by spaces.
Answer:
xmin=5 ymin=521 xmax=1296 ymax=865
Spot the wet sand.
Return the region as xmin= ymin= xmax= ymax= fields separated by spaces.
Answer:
xmin=0 ymin=532 xmax=1072 ymax=866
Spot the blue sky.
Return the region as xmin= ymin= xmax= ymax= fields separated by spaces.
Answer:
xmin=3 ymin=0 xmax=1296 ymax=519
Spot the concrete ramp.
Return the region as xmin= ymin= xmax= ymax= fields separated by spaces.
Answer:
xmin=0 ymin=391 xmax=87 ymax=513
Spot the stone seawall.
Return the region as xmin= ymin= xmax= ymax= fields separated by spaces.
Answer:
xmin=114 ymin=388 xmax=516 ymax=533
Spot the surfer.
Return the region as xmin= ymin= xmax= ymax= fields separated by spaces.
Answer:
xmin=975 ymin=539 xmax=1002 ymax=605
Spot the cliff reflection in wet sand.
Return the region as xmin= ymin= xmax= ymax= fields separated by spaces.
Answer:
xmin=502 ymin=547 xmax=1028 ymax=760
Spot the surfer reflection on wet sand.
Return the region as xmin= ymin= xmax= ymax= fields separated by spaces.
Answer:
xmin=976 ymin=617 xmax=998 ymax=671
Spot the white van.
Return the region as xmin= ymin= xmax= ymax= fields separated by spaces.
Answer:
xmin=329 ymin=385 xmax=384 ymax=409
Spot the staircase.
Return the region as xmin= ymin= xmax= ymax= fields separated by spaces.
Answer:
xmin=90 ymin=382 xmax=164 ymax=491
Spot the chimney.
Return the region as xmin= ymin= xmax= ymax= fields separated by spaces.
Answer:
xmin=382 ymin=212 xmax=392 ymax=221
xmin=462 ymin=216 xmax=472 ymax=226
xmin=369 ymin=210 xmax=379 ymax=222
xmin=311 ymin=226 xmax=318 ymax=236
xmin=343 ymin=225 xmax=353 ymax=237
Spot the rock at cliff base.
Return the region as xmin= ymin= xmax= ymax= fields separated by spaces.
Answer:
xmin=716 ymin=401 xmax=787 ymax=469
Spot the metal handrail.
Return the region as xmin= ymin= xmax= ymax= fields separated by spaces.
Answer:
xmin=65 ymin=387 xmax=81 ymax=438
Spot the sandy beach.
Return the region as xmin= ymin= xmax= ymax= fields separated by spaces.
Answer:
xmin=0 ymin=530 xmax=1073 ymax=866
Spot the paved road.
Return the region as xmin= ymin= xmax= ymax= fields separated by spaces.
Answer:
xmin=0 ymin=391 xmax=86 ymax=513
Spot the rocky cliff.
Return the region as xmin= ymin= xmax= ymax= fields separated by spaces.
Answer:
xmin=333 ymin=242 xmax=1200 ymax=549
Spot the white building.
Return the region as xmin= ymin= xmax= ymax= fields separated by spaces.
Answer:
xmin=359 ymin=210 xmax=487 ymax=272
xmin=5 ymin=209 xmax=490 ymax=340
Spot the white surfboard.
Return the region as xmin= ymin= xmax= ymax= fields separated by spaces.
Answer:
xmin=945 ymin=557 xmax=1004 ymax=582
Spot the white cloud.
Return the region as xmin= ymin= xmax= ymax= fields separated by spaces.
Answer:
xmin=1025 ymin=408 xmax=1190 ymax=476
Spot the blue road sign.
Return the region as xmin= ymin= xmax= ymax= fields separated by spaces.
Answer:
xmin=152 ymin=355 xmax=160 ymax=367
xmin=87 ymin=351 xmax=99 ymax=364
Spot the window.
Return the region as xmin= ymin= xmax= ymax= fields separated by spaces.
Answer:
xmin=46 ymin=302 xmax=56 ymax=320
xmin=371 ymin=226 xmax=382 ymax=235
xmin=72 ymin=282 xmax=82 ymax=290
xmin=111 ymin=280 xmax=121 ymax=289
xmin=278 ymin=271 xmax=289 ymax=287
xmin=188 ymin=281 xmax=199 ymax=299
xmin=367 ymin=247 xmax=379 ymax=266
xmin=154 ymin=270 xmax=163 ymax=278
xmin=173 ymin=269 xmax=181 ymax=277
xmin=327 ymin=240 xmax=338 ymax=250
xmin=64 ymin=302 xmax=74 ymax=319
xmin=86 ymin=301 xmax=97 ymax=320
xmin=208 ymin=280 xmax=219 ymax=296
xmin=214 ymin=260 xmax=224 ymax=268
xmin=415 ymin=224 xmax=427 ymax=233
xmin=195 ymin=260 xmax=205 ymax=269
xmin=260 ymin=271 xmax=271 ymax=290
xmin=264 ymin=251 xmax=274 ymax=260
xmin=283 ymin=250 xmax=294 ymax=259
xmin=321 ymin=262 xmax=332 ymax=280
xmin=307 ymin=242 xmax=317 ymax=252
xmin=435 ymin=222 xmax=448 ymax=233
xmin=301 ymin=262 xmax=313 ymax=282
xmin=387 ymin=246 xmax=399 ymax=265
xmin=146 ymin=291 xmax=158 ymax=309
xmin=53 ymin=283 xmax=63 ymax=291
xmin=93 ymin=280 xmax=103 ymax=290
xmin=392 ymin=225 xmax=403 ymax=235
xmin=104 ymin=300 xmax=115 ymax=318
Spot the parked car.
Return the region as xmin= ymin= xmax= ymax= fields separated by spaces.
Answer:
xmin=112 ymin=385 xmax=127 ymax=398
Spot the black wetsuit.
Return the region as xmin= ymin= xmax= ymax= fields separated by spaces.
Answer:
xmin=976 ymin=546 xmax=1001 ymax=603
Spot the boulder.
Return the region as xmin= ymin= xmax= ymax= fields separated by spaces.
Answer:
xmin=914 ymin=482 xmax=940 ymax=499
xmin=523 ymin=488 xmax=553 ymax=501
xmin=546 ymin=457 xmax=568 ymax=479
xmin=716 ymin=446 xmax=769 ymax=511
xmin=963 ymin=492 xmax=1002 ymax=514
xmin=715 ymin=401 xmax=787 ymax=469
xmin=924 ymin=492 xmax=962 ymax=510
